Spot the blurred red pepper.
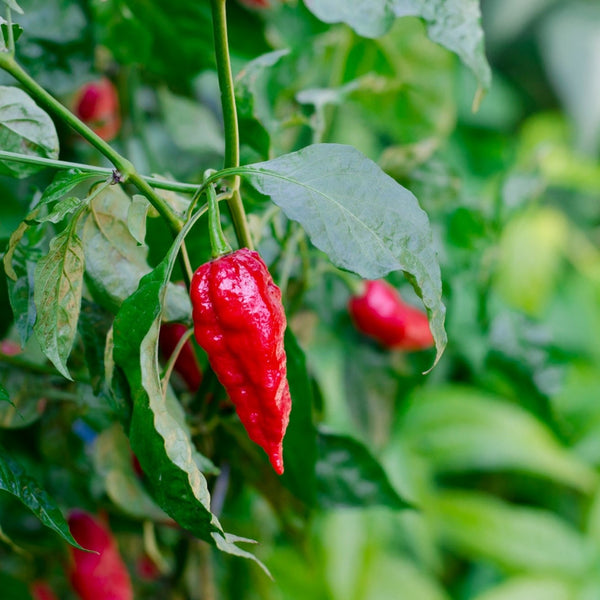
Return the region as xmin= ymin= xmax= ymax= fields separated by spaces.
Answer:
xmin=73 ymin=78 xmax=121 ymax=141
xmin=348 ymin=279 xmax=434 ymax=351
xmin=159 ymin=323 xmax=203 ymax=393
xmin=67 ymin=511 xmax=133 ymax=600
xmin=30 ymin=581 xmax=59 ymax=600
xmin=238 ymin=0 xmax=270 ymax=8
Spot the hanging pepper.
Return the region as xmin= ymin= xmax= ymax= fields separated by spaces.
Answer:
xmin=67 ymin=511 xmax=133 ymax=600
xmin=348 ymin=279 xmax=434 ymax=351
xmin=189 ymin=181 xmax=291 ymax=474
xmin=190 ymin=248 xmax=291 ymax=474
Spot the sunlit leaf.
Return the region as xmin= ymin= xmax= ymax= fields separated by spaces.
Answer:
xmin=246 ymin=143 xmax=446 ymax=365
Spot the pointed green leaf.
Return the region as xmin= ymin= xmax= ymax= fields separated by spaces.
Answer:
xmin=39 ymin=169 xmax=100 ymax=207
xmin=0 ymin=86 xmax=58 ymax=178
xmin=317 ymin=429 xmax=414 ymax=510
xmin=33 ymin=227 xmax=85 ymax=379
xmin=35 ymin=196 xmax=84 ymax=224
xmin=0 ymin=383 xmax=8 ymax=403
xmin=0 ymin=443 xmax=83 ymax=549
xmin=246 ymin=143 xmax=446 ymax=364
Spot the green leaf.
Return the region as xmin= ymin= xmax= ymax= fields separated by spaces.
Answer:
xmin=433 ymin=490 xmax=590 ymax=575
xmin=127 ymin=194 xmax=150 ymax=245
xmin=112 ymin=232 xmax=267 ymax=571
xmin=33 ymin=226 xmax=85 ymax=379
xmin=279 ymin=329 xmax=318 ymax=506
xmin=93 ymin=425 xmax=170 ymax=521
xmin=0 ymin=0 xmax=24 ymax=15
xmin=82 ymin=185 xmax=191 ymax=321
xmin=246 ymin=143 xmax=446 ymax=364
xmin=0 ymin=368 xmax=47 ymax=428
xmin=35 ymin=196 xmax=84 ymax=224
xmin=0 ymin=383 xmax=8 ymax=403
xmin=39 ymin=169 xmax=100 ymax=207
xmin=0 ymin=443 xmax=84 ymax=549
xmin=0 ymin=86 xmax=59 ymax=178
xmin=317 ymin=429 xmax=414 ymax=510
xmin=473 ymin=576 xmax=574 ymax=600
xmin=303 ymin=0 xmax=491 ymax=91
xmin=400 ymin=385 xmax=597 ymax=491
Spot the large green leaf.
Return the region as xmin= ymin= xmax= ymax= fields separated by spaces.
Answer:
xmin=0 ymin=86 xmax=58 ymax=178
xmin=317 ymin=429 xmax=414 ymax=510
xmin=112 ymin=225 xmax=267 ymax=571
xmin=82 ymin=185 xmax=191 ymax=321
xmin=400 ymin=385 xmax=597 ymax=491
xmin=0 ymin=443 xmax=83 ymax=549
xmin=33 ymin=226 xmax=85 ymax=379
xmin=303 ymin=0 xmax=491 ymax=91
xmin=246 ymin=143 xmax=446 ymax=364
xmin=432 ymin=491 xmax=591 ymax=575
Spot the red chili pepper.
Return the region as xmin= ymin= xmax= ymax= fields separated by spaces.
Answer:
xmin=67 ymin=511 xmax=133 ymax=600
xmin=74 ymin=78 xmax=121 ymax=141
xmin=159 ymin=323 xmax=203 ymax=392
xmin=348 ymin=279 xmax=434 ymax=351
xmin=238 ymin=0 xmax=270 ymax=8
xmin=30 ymin=581 xmax=59 ymax=600
xmin=190 ymin=248 xmax=291 ymax=474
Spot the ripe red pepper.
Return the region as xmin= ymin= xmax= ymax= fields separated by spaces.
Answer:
xmin=348 ymin=279 xmax=434 ymax=351
xmin=74 ymin=78 xmax=121 ymax=141
xmin=67 ymin=511 xmax=133 ymax=600
xmin=190 ymin=248 xmax=291 ymax=474
xmin=238 ymin=0 xmax=270 ymax=9
xmin=159 ymin=323 xmax=203 ymax=392
xmin=30 ymin=581 xmax=59 ymax=600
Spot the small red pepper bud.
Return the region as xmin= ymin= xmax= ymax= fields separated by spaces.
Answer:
xmin=74 ymin=78 xmax=121 ymax=141
xmin=348 ymin=279 xmax=434 ymax=351
xmin=30 ymin=581 xmax=59 ymax=600
xmin=190 ymin=248 xmax=291 ymax=475
xmin=67 ymin=511 xmax=133 ymax=600
xmin=159 ymin=323 xmax=203 ymax=393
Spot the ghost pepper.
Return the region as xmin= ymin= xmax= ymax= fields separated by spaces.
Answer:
xmin=189 ymin=180 xmax=290 ymax=474
xmin=348 ymin=279 xmax=434 ymax=351
xmin=190 ymin=248 xmax=291 ymax=474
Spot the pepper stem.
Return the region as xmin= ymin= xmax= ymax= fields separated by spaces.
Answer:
xmin=207 ymin=182 xmax=232 ymax=258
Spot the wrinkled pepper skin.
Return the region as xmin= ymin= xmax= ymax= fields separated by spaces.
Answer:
xmin=190 ymin=248 xmax=291 ymax=474
xmin=67 ymin=511 xmax=133 ymax=600
xmin=349 ymin=279 xmax=434 ymax=351
xmin=159 ymin=323 xmax=203 ymax=392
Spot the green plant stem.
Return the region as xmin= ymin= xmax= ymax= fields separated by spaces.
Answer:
xmin=209 ymin=0 xmax=253 ymax=250
xmin=0 ymin=150 xmax=201 ymax=193
xmin=6 ymin=8 xmax=15 ymax=55
xmin=207 ymin=183 xmax=232 ymax=258
xmin=0 ymin=54 xmax=182 ymax=233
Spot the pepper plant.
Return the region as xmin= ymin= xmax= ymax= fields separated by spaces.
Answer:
xmin=2 ymin=0 xmax=598 ymax=598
